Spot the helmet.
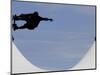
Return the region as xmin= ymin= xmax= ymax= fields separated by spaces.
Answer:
xmin=33 ymin=11 xmax=38 ymax=16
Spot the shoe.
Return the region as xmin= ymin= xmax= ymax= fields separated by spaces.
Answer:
xmin=13 ymin=23 xmax=18 ymax=31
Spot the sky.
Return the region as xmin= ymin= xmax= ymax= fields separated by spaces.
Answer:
xmin=12 ymin=1 xmax=96 ymax=70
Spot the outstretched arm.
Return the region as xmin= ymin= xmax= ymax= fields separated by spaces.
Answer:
xmin=40 ymin=17 xmax=53 ymax=21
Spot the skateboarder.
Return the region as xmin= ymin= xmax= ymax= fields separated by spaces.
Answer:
xmin=12 ymin=11 xmax=53 ymax=31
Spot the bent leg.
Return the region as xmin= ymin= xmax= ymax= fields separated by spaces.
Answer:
xmin=18 ymin=24 xmax=27 ymax=29
xmin=14 ymin=24 xmax=28 ymax=30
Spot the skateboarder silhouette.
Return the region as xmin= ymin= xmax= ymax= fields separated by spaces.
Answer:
xmin=12 ymin=11 xmax=53 ymax=31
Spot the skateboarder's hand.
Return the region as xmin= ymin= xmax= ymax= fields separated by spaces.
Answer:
xmin=49 ymin=19 xmax=53 ymax=22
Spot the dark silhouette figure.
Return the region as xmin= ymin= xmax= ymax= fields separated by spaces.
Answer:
xmin=12 ymin=11 xmax=53 ymax=31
